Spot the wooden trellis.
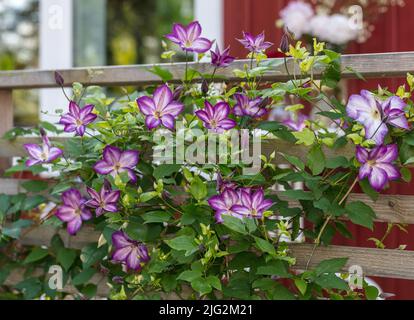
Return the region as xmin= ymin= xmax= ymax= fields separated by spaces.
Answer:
xmin=1 ymin=52 xmax=414 ymax=295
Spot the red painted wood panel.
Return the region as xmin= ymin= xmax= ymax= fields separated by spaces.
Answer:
xmin=224 ymin=0 xmax=414 ymax=299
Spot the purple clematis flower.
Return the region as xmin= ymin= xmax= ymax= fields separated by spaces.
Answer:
xmin=346 ymin=90 xmax=409 ymax=144
xmin=93 ymin=146 xmax=139 ymax=183
xmin=55 ymin=189 xmax=92 ymax=235
xmin=211 ymin=45 xmax=235 ymax=68
xmin=195 ymin=101 xmax=237 ymax=133
xmin=165 ymin=21 xmax=212 ymax=53
xmin=283 ymin=113 xmax=308 ymax=131
xmin=208 ymin=189 xmax=244 ymax=223
xmin=59 ymin=101 xmax=97 ymax=136
xmin=86 ymin=180 xmax=121 ymax=217
xmin=231 ymin=188 xmax=273 ymax=219
xmin=237 ymin=31 xmax=273 ymax=53
xmin=136 ymin=85 xmax=184 ymax=130
xmin=216 ymin=173 xmax=238 ymax=193
xmin=24 ymin=131 xmax=63 ymax=167
xmin=356 ymin=144 xmax=400 ymax=191
xmin=111 ymin=231 xmax=150 ymax=271
xmin=233 ymin=93 xmax=267 ymax=118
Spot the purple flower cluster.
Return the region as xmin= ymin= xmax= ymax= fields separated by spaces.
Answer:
xmin=112 ymin=231 xmax=150 ymax=271
xmin=233 ymin=93 xmax=267 ymax=118
xmin=94 ymin=146 xmax=139 ymax=183
xmin=24 ymin=130 xmax=63 ymax=167
xmin=208 ymin=184 xmax=273 ymax=223
xmin=55 ymin=189 xmax=92 ymax=235
xmin=136 ymin=85 xmax=184 ymax=130
xmin=346 ymin=90 xmax=409 ymax=144
xmin=356 ymin=144 xmax=400 ymax=191
xmin=59 ymin=101 xmax=97 ymax=137
xmin=210 ymin=45 xmax=235 ymax=68
xmin=196 ymin=101 xmax=237 ymax=133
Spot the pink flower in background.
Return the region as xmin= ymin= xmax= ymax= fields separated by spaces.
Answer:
xmin=24 ymin=130 xmax=63 ymax=167
xmin=196 ymin=101 xmax=237 ymax=133
xmin=280 ymin=1 xmax=314 ymax=39
xmin=165 ymin=21 xmax=212 ymax=53
xmin=112 ymin=231 xmax=150 ymax=271
xmin=310 ymin=14 xmax=359 ymax=45
xmin=346 ymin=90 xmax=409 ymax=144
xmin=136 ymin=85 xmax=184 ymax=130
xmin=356 ymin=144 xmax=400 ymax=191
xmin=55 ymin=189 xmax=92 ymax=235
xmin=283 ymin=113 xmax=308 ymax=131
xmin=94 ymin=146 xmax=139 ymax=183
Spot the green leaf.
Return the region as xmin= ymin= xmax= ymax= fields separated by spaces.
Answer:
xmin=57 ymin=248 xmax=77 ymax=271
xmin=24 ymin=248 xmax=49 ymax=264
xmin=307 ymin=145 xmax=325 ymax=175
xmin=0 ymin=194 xmax=10 ymax=218
xmin=272 ymin=283 xmax=296 ymax=300
xmin=142 ymin=211 xmax=171 ymax=224
xmin=315 ymin=274 xmax=349 ymax=290
xmin=81 ymin=284 xmax=97 ymax=299
xmin=72 ymin=268 xmax=96 ymax=286
xmin=148 ymin=65 xmax=173 ymax=82
xmin=222 ymin=215 xmax=248 ymax=235
xmin=191 ymin=278 xmax=212 ymax=296
xmin=21 ymin=180 xmax=49 ymax=193
xmin=257 ymin=260 xmax=291 ymax=278
xmin=254 ymin=237 xmax=276 ymax=255
xmin=177 ymin=270 xmax=202 ymax=282
xmin=292 ymin=128 xmax=315 ymax=146
xmin=206 ymin=275 xmax=222 ymax=290
xmin=153 ymin=164 xmax=181 ymax=180
xmin=326 ymin=156 xmax=349 ymax=169
xmin=315 ymin=258 xmax=348 ymax=276
xmin=294 ymin=279 xmax=308 ymax=295
xmin=21 ymin=195 xmax=46 ymax=211
xmin=280 ymin=189 xmax=313 ymax=200
xmin=190 ymin=176 xmax=207 ymax=201
xmin=165 ymin=236 xmax=198 ymax=252
xmin=2 ymin=219 xmax=32 ymax=239
xmin=80 ymin=244 xmax=108 ymax=269
xmin=345 ymin=201 xmax=376 ymax=230
xmin=281 ymin=154 xmax=305 ymax=171
xmin=365 ymin=285 xmax=379 ymax=300
xmin=359 ymin=179 xmax=379 ymax=202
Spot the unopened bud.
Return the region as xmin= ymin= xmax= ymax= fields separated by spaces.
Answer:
xmin=279 ymin=33 xmax=290 ymax=54
xmin=54 ymin=71 xmax=64 ymax=86
xmin=173 ymin=85 xmax=184 ymax=100
xmin=201 ymin=79 xmax=209 ymax=96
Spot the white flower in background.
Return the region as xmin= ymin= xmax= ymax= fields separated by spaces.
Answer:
xmin=280 ymin=0 xmax=314 ymax=38
xmin=325 ymin=14 xmax=359 ymax=45
xmin=309 ymin=14 xmax=359 ymax=45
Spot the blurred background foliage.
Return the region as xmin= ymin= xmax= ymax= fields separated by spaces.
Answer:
xmin=0 ymin=0 xmax=193 ymax=126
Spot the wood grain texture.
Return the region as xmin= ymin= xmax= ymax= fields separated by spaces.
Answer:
xmin=2 ymin=180 xmax=414 ymax=224
xmin=0 ymin=52 xmax=413 ymax=89
xmin=290 ymin=243 xmax=414 ymax=280
xmin=0 ymin=90 xmax=13 ymax=174
xmin=14 ymin=225 xmax=414 ymax=280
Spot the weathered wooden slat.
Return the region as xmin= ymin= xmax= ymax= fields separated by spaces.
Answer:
xmin=0 ymin=179 xmax=21 ymax=195
xmin=2 ymin=179 xmax=414 ymax=224
xmin=0 ymin=52 xmax=413 ymax=89
xmin=15 ymin=225 xmax=414 ymax=280
xmin=0 ymin=89 xmax=13 ymax=174
xmin=4 ymin=269 xmax=110 ymax=297
xmin=290 ymin=243 xmax=414 ymax=280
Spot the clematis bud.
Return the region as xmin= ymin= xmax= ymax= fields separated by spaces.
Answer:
xmin=172 ymin=85 xmax=184 ymax=100
xmin=54 ymin=71 xmax=64 ymax=86
xmin=280 ymin=35 xmax=289 ymax=53
xmin=201 ymin=79 xmax=209 ymax=96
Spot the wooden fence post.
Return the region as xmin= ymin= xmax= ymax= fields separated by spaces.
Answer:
xmin=0 ymin=89 xmax=13 ymax=175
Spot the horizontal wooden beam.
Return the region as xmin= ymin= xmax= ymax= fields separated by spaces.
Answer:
xmin=290 ymin=243 xmax=414 ymax=280
xmin=0 ymin=52 xmax=413 ymax=89
xmin=14 ymin=225 xmax=414 ymax=280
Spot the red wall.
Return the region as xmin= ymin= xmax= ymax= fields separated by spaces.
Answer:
xmin=224 ymin=0 xmax=414 ymax=299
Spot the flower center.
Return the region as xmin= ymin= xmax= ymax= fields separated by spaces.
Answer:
xmin=372 ymin=109 xmax=381 ymax=120
xmin=75 ymin=119 xmax=83 ymax=127
xmin=184 ymin=40 xmax=192 ymax=48
xmin=114 ymin=163 xmax=121 ymax=172
xmin=210 ymin=119 xmax=218 ymax=128
xmin=367 ymin=159 xmax=376 ymax=167
xmin=154 ymin=111 xmax=161 ymax=119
